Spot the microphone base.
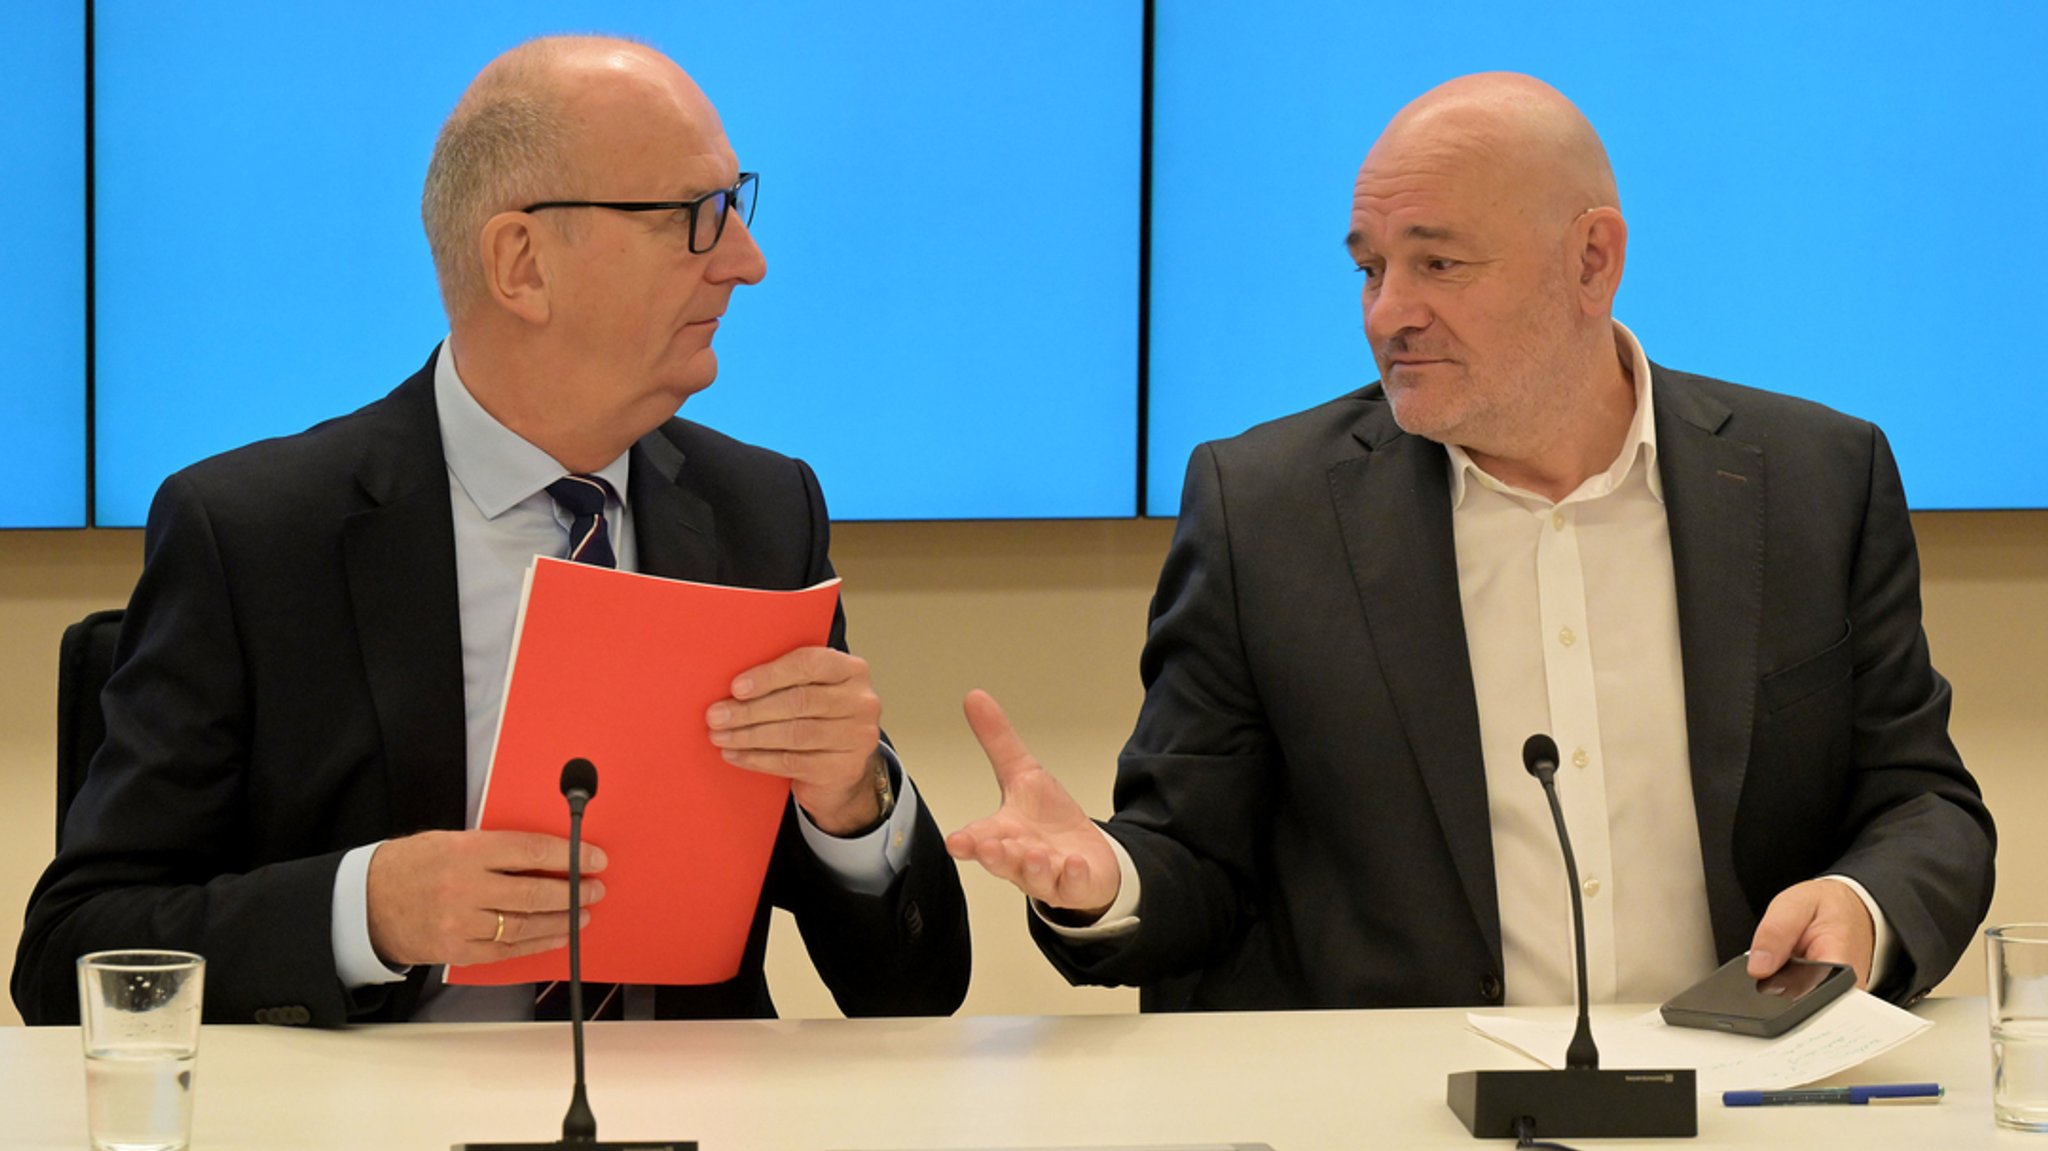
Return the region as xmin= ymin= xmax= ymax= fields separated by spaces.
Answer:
xmin=454 ymin=1141 xmax=697 ymax=1149
xmin=1447 ymin=1067 xmax=1698 ymax=1138
xmin=454 ymin=1130 xmax=696 ymax=1138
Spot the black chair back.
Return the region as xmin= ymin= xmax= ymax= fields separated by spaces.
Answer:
xmin=56 ymin=608 xmax=125 ymax=849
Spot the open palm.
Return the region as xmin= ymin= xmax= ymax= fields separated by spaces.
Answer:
xmin=944 ymin=690 xmax=1121 ymax=915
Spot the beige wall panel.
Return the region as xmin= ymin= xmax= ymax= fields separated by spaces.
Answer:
xmin=2 ymin=511 xmax=2040 ymax=1025
xmin=0 ymin=530 xmax=145 ymax=1028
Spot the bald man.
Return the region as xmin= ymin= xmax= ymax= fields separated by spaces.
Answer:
xmin=14 ymin=37 xmax=969 ymax=1026
xmin=950 ymin=73 xmax=1993 ymax=1011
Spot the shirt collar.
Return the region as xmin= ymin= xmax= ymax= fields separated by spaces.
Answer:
xmin=433 ymin=341 xmax=633 ymax=519
xmin=1446 ymin=319 xmax=1661 ymax=509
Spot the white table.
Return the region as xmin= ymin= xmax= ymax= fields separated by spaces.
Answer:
xmin=1 ymin=998 xmax=2026 ymax=1149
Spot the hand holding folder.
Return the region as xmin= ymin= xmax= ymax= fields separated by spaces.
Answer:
xmin=451 ymin=558 xmax=843 ymax=988
xmin=706 ymin=644 xmax=888 ymax=836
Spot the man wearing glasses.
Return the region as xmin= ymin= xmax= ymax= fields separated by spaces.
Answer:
xmin=15 ymin=37 xmax=969 ymax=1026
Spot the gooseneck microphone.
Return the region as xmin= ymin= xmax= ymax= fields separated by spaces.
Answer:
xmin=1521 ymin=734 xmax=1598 ymax=1073
xmin=1445 ymin=733 xmax=1697 ymax=1141
xmin=560 ymin=757 xmax=599 ymax=1143
xmin=457 ymin=758 xmax=698 ymax=1151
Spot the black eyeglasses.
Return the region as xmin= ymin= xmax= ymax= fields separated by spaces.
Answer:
xmin=524 ymin=172 xmax=759 ymax=255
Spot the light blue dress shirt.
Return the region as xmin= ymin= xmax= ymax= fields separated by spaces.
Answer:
xmin=328 ymin=343 xmax=920 ymax=1019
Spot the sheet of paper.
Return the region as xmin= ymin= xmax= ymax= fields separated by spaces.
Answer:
xmin=449 ymin=557 xmax=842 ymax=988
xmin=1467 ymin=989 xmax=1933 ymax=1093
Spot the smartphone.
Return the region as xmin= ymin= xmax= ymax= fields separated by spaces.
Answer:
xmin=1659 ymin=954 xmax=1854 ymax=1038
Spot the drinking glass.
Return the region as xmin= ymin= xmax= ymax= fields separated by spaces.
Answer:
xmin=77 ymin=950 xmax=205 ymax=1151
xmin=1989 ymin=924 xmax=2048 ymax=1132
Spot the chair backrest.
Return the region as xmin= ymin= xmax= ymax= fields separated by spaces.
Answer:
xmin=56 ymin=608 xmax=125 ymax=849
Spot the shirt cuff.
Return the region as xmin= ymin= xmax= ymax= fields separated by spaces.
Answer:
xmin=1031 ymin=826 xmax=1142 ymax=940
xmin=793 ymin=745 xmax=917 ymax=898
xmin=1821 ymin=873 xmax=1895 ymax=989
xmin=333 ymin=842 xmax=408 ymax=988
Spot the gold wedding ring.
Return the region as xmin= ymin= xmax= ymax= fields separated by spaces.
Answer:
xmin=492 ymin=912 xmax=507 ymax=944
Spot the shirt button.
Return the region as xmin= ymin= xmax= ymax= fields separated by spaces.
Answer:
xmin=892 ymin=831 xmax=905 ymax=850
xmin=1551 ymin=511 xmax=1567 ymax=531
xmin=1573 ymin=747 xmax=1590 ymax=768
xmin=1582 ymin=877 xmax=1601 ymax=898
xmin=1558 ymin=627 xmax=1576 ymax=647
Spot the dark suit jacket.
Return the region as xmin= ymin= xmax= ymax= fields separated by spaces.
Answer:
xmin=13 ymin=350 xmax=970 ymax=1026
xmin=1035 ymin=364 xmax=1994 ymax=1011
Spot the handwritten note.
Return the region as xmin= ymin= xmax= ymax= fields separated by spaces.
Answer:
xmin=1467 ymin=991 xmax=1933 ymax=1093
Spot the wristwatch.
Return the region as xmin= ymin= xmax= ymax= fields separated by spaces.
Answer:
xmin=834 ymin=752 xmax=897 ymax=839
xmin=866 ymin=753 xmax=898 ymax=826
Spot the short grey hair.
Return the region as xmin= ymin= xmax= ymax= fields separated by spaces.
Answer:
xmin=420 ymin=54 xmax=577 ymax=317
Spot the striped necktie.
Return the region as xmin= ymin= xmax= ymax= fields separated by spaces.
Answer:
xmin=545 ymin=474 xmax=618 ymax=568
xmin=534 ymin=472 xmax=625 ymax=1021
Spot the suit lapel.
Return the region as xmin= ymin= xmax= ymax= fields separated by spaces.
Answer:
xmin=340 ymin=362 xmax=469 ymax=836
xmin=1653 ymin=365 xmax=1766 ymax=956
xmin=1328 ymin=407 xmax=1501 ymax=964
xmin=628 ymin=425 xmax=721 ymax=582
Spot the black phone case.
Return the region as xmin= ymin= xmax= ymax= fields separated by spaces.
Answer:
xmin=1659 ymin=957 xmax=1855 ymax=1038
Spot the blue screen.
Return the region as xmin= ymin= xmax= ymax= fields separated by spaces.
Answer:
xmin=0 ymin=4 xmax=86 ymax=528
xmin=94 ymin=2 xmax=1140 ymax=525
xmin=1147 ymin=1 xmax=2048 ymax=513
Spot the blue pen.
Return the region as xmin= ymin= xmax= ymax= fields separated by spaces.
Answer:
xmin=1723 ymin=1083 xmax=1943 ymax=1106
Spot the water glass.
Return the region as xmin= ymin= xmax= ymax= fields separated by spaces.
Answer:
xmin=76 ymin=950 xmax=205 ymax=1151
xmin=1990 ymin=924 xmax=2048 ymax=1131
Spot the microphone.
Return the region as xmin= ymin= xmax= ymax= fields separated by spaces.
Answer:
xmin=1445 ymin=734 xmax=1697 ymax=1140
xmin=1520 ymin=734 xmax=1597 ymax=1073
xmin=562 ymin=756 xmax=597 ymax=808
xmin=457 ymin=758 xmax=697 ymax=1151
xmin=559 ymin=758 xmax=598 ymax=1143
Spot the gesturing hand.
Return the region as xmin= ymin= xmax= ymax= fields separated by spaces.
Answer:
xmin=945 ymin=689 xmax=1120 ymax=917
xmin=365 ymin=829 xmax=607 ymax=968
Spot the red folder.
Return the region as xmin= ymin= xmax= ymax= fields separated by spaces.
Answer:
xmin=449 ymin=557 xmax=841 ymax=987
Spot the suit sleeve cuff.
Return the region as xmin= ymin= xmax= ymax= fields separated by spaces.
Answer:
xmin=794 ymin=746 xmax=918 ymax=897
xmin=1821 ymin=873 xmax=1896 ymax=989
xmin=1032 ymin=826 xmax=1142 ymax=940
xmin=333 ymin=842 xmax=408 ymax=989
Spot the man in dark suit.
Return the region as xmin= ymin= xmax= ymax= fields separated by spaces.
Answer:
xmin=14 ymin=36 xmax=968 ymax=1026
xmin=947 ymin=72 xmax=1992 ymax=1011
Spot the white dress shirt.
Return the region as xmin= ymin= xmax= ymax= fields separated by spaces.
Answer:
xmin=1446 ymin=323 xmax=1713 ymax=1003
xmin=329 ymin=343 xmax=920 ymax=1019
xmin=1055 ymin=322 xmax=1890 ymax=1003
